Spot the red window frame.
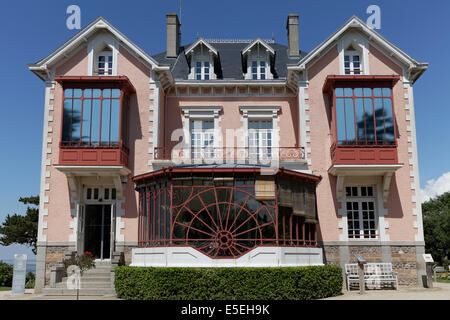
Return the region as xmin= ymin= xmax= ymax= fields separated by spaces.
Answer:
xmin=56 ymin=76 xmax=135 ymax=150
xmin=61 ymin=86 xmax=124 ymax=147
xmin=323 ymin=76 xmax=400 ymax=148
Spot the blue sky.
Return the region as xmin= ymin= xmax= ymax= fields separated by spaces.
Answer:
xmin=0 ymin=0 xmax=449 ymax=259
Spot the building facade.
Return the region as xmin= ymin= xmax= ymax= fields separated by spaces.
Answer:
xmin=29 ymin=13 xmax=428 ymax=292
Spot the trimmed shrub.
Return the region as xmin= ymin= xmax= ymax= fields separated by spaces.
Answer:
xmin=0 ymin=261 xmax=13 ymax=287
xmin=115 ymin=265 xmax=342 ymax=300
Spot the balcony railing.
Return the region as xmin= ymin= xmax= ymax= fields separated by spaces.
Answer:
xmin=59 ymin=143 xmax=129 ymax=167
xmin=331 ymin=142 xmax=398 ymax=165
xmin=153 ymin=146 xmax=305 ymax=164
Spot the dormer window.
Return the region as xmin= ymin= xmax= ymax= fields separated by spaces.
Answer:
xmin=344 ymin=45 xmax=362 ymax=75
xmin=242 ymin=39 xmax=275 ymax=80
xmin=251 ymin=61 xmax=267 ymax=80
xmin=185 ymin=38 xmax=220 ymax=80
xmin=98 ymin=50 xmax=113 ymax=75
xmin=196 ymin=61 xmax=210 ymax=80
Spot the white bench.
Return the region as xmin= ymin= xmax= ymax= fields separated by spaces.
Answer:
xmin=345 ymin=262 xmax=398 ymax=290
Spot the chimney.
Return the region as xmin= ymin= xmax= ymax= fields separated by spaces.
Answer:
xmin=286 ymin=14 xmax=299 ymax=57
xmin=166 ymin=13 xmax=181 ymax=58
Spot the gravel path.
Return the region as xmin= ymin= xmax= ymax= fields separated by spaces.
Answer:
xmin=324 ymin=282 xmax=450 ymax=300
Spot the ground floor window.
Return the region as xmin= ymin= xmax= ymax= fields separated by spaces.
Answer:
xmin=346 ymin=186 xmax=377 ymax=239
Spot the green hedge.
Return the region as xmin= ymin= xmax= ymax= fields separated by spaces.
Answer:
xmin=115 ymin=265 xmax=342 ymax=300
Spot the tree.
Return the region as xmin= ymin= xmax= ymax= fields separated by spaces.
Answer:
xmin=422 ymin=192 xmax=450 ymax=266
xmin=0 ymin=196 xmax=39 ymax=255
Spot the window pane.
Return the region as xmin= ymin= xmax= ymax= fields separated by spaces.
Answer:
xmin=260 ymin=74 xmax=265 ymax=80
xmin=91 ymin=99 xmax=101 ymax=146
xmin=353 ymin=55 xmax=360 ymax=62
xmin=382 ymin=88 xmax=391 ymax=97
xmin=82 ymin=99 xmax=92 ymax=144
xmin=373 ymin=88 xmax=382 ymax=97
xmin=111 ymin=89 xmax=120 ymax=98
xmin=374 ymin=98 xmax=384 ymax=143
xmin=84 ymin=89 xmax=92 ymax=98
xmin=355 ymin=98 xmax=366 ymax=144
xmin=110 ymin=99 xmax=120 ymax=146
xmin=336 ymin=98 xmax=346 ymax=144
xmin=344 ymin=55 xmax=350 ymax=61
xmin=260 ymin=61 xmax=265 ymax=67
xmin=101 ymin=99 xmax=111 ymax=145
xmin=345 ymin=98 xmax=356 ymax=144
xmin=363 ymin=88 xmax=372 ymax=97
xmin=364 ymin=98 xmax=376 ymax=144
xmin=252 ymin=74 xmax=258 ymax=80
xmin=93 ymin=89 xmax=101 ymax=98
xmin=204 ymin=74 xmax=209 ymax=80
xmin=62 ymin=100 xmax=73 ymax=142
xmin=103 ymin=89 xmax=111 ymax=98
xmin=383 ymin=98 xmax=395 ymax=143
xmin=99 ymin=56 xmax=105 ymax=62
xmin=252 ymin=61 xmax=257 ymax=67
xmin=196 ymin=74 xmax=202 ymax=80
xmin=64 ymin=89 xmax=73 ymax=98
xmin=354 ymin=88 xmax=363 ymax=96
xmin=335 ymin=88 xmax=344 ymax=97
xmin=344 ymin=88 xmax=353 ymax=97
xmin=71 ymin=99 xmax=82 ymax=143
xmin=73 ymin=89 xmax=82 ymax=98
xmin=204 ymin=61 xmax=209 ymax=67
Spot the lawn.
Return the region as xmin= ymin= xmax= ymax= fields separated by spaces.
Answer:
xmin=0 ymin=287 xmax=11 ymax=291
xmin=436 ymin=278 xmax=450 ymax=283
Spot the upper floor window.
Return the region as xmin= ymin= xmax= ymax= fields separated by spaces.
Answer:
xmin=248 ymin=120 xmax=272 ymax=160
xmin=97 ymin=50 xmax=113 ymax=75
xmin=251 ymin=61 xmax=267 ymax=80
xmin=344 ymin=45 xmax=362 ymax=75
xmin=335 ymin=87 xmax=395 ymax=146
xmin=345 ymin=186 xmax=377 ymax=239
xmin=190 ymin=120 xmax=214 ymax=159
xmin=62 ymin=88 xmax=123 ymax=147
xmin=195 ymin=61 xmax=210 ymax=80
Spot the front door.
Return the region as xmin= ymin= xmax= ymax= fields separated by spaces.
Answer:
xmin=84 ymin=204 xmax=111 ymax=260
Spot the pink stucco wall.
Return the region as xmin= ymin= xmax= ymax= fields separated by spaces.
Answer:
xmin=164 ymin=96 xmax=299 ymax=150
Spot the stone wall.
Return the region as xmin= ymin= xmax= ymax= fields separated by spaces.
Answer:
xmin=44 ymin=245 xmax=74 ymax=286
xmin=322 ymin=244 xmax=420 ymax=287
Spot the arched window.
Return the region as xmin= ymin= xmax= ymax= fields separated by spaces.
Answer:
xmin=344 ymin=44 xmax=362 ymax=75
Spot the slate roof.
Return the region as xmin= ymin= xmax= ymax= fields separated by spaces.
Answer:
xmin=151 ymin=41 xmax=308 ymax=80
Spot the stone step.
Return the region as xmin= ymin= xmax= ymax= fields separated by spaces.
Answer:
xmin=62 ymin=274 xmax=111 ymax=280
xmin=55 ymin=281 xmax=113 ymax=289
xmin=61 ymin=276 xmax=112 ymax=284
xmin=42 ymin=288 xmax=116 ymax=296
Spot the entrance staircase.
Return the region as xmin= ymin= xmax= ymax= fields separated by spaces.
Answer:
xmin=42 ymin=260 xmax=116 ymax=296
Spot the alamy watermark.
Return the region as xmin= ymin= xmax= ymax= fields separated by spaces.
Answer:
xmin=66 ymin=5 xmax=81 ymax=30
xmin=366 ymin=5 xmax=381 ymax=29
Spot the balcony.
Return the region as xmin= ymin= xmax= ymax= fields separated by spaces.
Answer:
xmin=331 ymin=142 xmax=398 ymax=165
xmin=153 ymin=146 xmax=305 ymax=166
xmin=59 ymin=143 xmax=129 ymax=167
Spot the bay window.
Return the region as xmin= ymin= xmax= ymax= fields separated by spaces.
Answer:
xmin=335 ymin=87 xmax=395 ymax=146
xmin=62 ymin=88 xmax=124 ymax=147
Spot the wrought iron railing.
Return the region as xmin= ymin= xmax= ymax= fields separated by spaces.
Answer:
xmin=153 ymin=146 xmax=305 ymax=163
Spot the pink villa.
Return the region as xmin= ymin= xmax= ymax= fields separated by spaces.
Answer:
xmin=29 ymin=13 xmax=428 ymax=293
